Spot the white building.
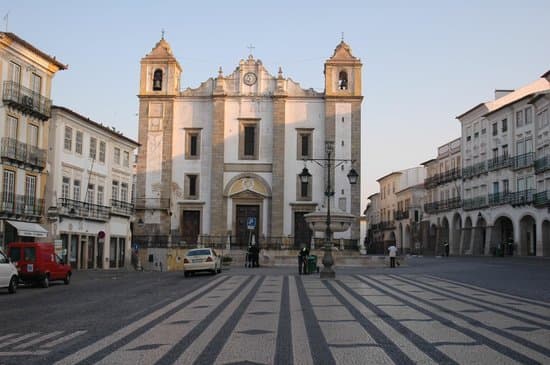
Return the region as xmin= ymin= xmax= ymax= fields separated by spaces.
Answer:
xmin=46 ymin=106 xmax=139 ymax=269
xmin=0 ymin=32 xmax=66 ymax=248
xmin=455 ymin=71 xmax=550 ymax=257
xmin=134 ymin=37 xmax=363 ymax=249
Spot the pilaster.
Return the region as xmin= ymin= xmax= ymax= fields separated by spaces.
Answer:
xmin=271 ymin=96 xmax=286 ymax=237
xmin=210 ymin=96 xmax=226 ymax=236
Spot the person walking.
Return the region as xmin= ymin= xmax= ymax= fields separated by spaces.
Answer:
xmin=388 ymin=245 xmax=397 ymax=268
xmin=444 ymin=241 xmax=450 ymax=257
xmin=299 ymin=246 xmax=309 ymax=274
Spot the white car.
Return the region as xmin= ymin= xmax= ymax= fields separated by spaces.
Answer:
xmin=0 ymin=248 xmax=18 ymax=294
xmin=183 ymin=248 xmax=222 ymax=277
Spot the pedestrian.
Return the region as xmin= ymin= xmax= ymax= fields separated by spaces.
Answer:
xmin=299 ymin=245 xmax=309 ymax=274
xmin=444 ymin=241 xmax=450 ymax=257
xmin=388 ymin=245 xmax=397 ymax=268
xmin=251 ymin=243 xmax=259 ymax=267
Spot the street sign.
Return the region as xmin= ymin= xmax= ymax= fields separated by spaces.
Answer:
xmin=247 ymin=217 xmax=256 ymax=230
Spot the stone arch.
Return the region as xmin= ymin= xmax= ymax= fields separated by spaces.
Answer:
xmin=440 ymin=217 xmax=450 ymax=256
xmin=451 ymin=213 xmax=462 ymax=255
xmin=404 ymin=224 xmax=412 ymax=254
xmin=427 ymin=223 xmax=437 ymax=255
xmin=224 ymin=173 xmax=272 ymax=197
xmin=519 ymin=215 xmax=536 ymax=256
xmin=462 ymin=216 xmax=473 ymax=254
xmin=492 ymin=216 xmax=514 ymax=256
xmin=473 ymin=215 xmax=487 ymax=256
xmin=542 ymin=220 xmax=550 ymax=257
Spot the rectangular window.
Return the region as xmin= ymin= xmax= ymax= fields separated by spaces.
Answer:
xmin=31 ymin=73 xmax=41 ymax=94
xmin=492 ymin=148 xmax=498 ymax=159
xmin=89 ymin=137 xmax=97 ymax=159
xmin=492 ymin=123 xmax=498 ymax=136
xmin=185 ymin=129 xmax=201 ymax=159
xmin=516 ymin=110 xmax=524 ymax=127
xmin=114 ymin=147 xmax=121 ymax=165
xmin=120 ymin=182 xmax=128 ymax=202
xmin=25 ymin=175 xmax=36 ymax=210
xmin=516 ymin=140 xmax=525 ymax=155
xmin=87 ymin=184 xmax=95 ymax=204
xmin=189 ymin=175 xmax=197 ymax=197
xmin=517 ymin=178 xmax=525 ymax=192
xmin=6 ymin=116 xmax=18 ymax=139
xmin=244 ymin=127 xmax=255 ymax=156
xmin=99 ymin=141 xmax=106 ymax=163
xmin=474 ymin=132 xmax=479 ymax=138
xmin=481 ymin=128 xmax=486 ymax=135
xmin=9 ymin=62 xmax=21 ymax=83
xmin=73 ymin=180 xmax=81 ymax=201
xmin=502 ymin=144 xmax=508 ymax=158
xmin=525 ymin=107 xmax=533 ymax=125
xmin=501 ymin=118 xmax=508 ymax=133
xmin=64 ymin=126 xmax=73 ymax=151
xmin=502 ymin=179 xmax=509 ymax=193
xmin=62 ymin=177 xmax=70 ymax=199
xmin=97 ymin=185 xmax=104 ymax=205
xmin=75 ymin=131 xmax=83 ymax=154
xmin=493 ymin=181 xmax=499 ymax=194
xmin=123 ymin=151 xmax=130 ymax=167
xmin=27 ymin=124 xmax=38 ymax=147
xmin=3 ymin=170 xmax=15 ymax=207
xmin=112 ymin=181 xmax=119 ymax=201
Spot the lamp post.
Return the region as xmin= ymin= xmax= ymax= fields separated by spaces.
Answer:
xmin=299 ymin=141 xmax=358 ymax=279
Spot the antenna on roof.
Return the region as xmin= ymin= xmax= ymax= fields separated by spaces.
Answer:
xmin=341 ymin=32 xmax=344 ymax=42
xmin=161 ymin=28 xmax=165 ymax=40
xmin=3 ymin=11 xmax=9 ymax=32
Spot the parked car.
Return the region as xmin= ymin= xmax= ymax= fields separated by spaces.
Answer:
xmin=183 ymin=248 xmax=222 ymax=277
xmin=8 ymin=242 xmax=71 ymax=288
xmin=0 ymin=248 xmax=18 ymax=294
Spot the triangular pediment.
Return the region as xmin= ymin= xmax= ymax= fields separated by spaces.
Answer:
xmin=327 ymin=41 xmax=360 ymax=62
xmin=231 ymin=190 xmax=265 ymax=200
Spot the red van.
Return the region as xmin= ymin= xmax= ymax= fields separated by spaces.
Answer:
xmin=8 ymin=242 xmax=71 ymax=288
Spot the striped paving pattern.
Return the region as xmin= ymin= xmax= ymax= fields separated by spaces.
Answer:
xmin=4 ymin=274 xmax=550 ymax=365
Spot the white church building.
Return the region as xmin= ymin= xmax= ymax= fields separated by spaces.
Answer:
xmin=134 ymin=37 xmax=363 ymax=249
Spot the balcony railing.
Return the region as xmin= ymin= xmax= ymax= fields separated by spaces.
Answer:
xmin=0 ymin=192 xmax=44 ymax=219
xmin=135 ymin=198 xmax=170 ymax=210
xmin=58 ymin=197 xmax=110 ymax=221
xmin=424 ymin=202 xmax=439 ymax=214
xmin=488 ymin=192 xmax=512 ymax=206
xmin=424 ymin=168 xmax=461 ymax=189
xmin=487 ymin=155 xmax=513 ymax=171
xmin=534 ymin=191 xmax=550 ymax=207
xmin=423 ymin=197 xmax=461 ymax=214
xmin=0 ymin=137 xmax=47 ymax=170
xmin=2 ymin=81 xmax=52 ymax=120
xmin=462 ymin=161 xmax=487 ymax=179
xmin=510 ymin=189 xmax=535 ymax=206
xmin=110 ymin=199 xmax=134 ymax=216
xmin=535 ymin=155 xmax=550 ymax=174
xmin=394 ymin=210 xmax=409 ymax=220
xmin=462 ymin=196 xmax=488 ymax=211
xmin=512 ymin=152 xmax=535 ymax=170
xmin=379 ymin=221 xmax=395 ymax=230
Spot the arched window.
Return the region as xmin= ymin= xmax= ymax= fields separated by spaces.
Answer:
xmin=153 ymin=69 xmax=163 ymax=91
xmin=338 ymin=71 xmax=348 ymax=90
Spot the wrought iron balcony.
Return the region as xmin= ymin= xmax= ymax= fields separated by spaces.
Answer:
xmin=462 ymin=196 xmax=488 ymax=211
xmin=379 ymin=221 xmax=395 ymax=230
xmin=512 ymin=153 xmax=535 ymax=170
xmin=0 ymin=192 xmax=44 ymax=220
xmin=2 ymin=81 xmax=52 ymax=120
xmin=535 ymin=155 xmax=550 ymax=174
xmin=424 ymin=168 xmax=462 ymax=189
xmin=110 ymin=199 xmax=134 ymax=216
xmin=487 ymin=155 xmax=513 ymax=171
xmin=424 ymin=202 xmax=439 ymax=214
xmin=534 ymin=191 xmax=550 ymax=207
xmin=135 ymin=198 xmax=170 ymax=210
xmin=510 ymin=189 xmax=535 ymax=206
xmin=394 ymin=210 xmax=410 ymax=220
xmin=462 ymin=161 xmax=487 ymax=179
xmin=1 ymin=137 xmax=46 ymax=171
xmin=488 ymin=192 xmax=512 ymax=206
xmin=424 ymin=175 xmax=439 ymax=189
xmin=57 ymin=197 xmax=110 ymax=221
xmin=424 ymin=197 xmax=461 ymax=214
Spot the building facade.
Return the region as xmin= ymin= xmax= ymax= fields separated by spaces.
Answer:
xmin=134 ymin=37 xmax=363 ymax=248
xmin=0 ymin=32 xmax=66 ymax=249
xmin=45 ymin=107 xmax=139 ymax=269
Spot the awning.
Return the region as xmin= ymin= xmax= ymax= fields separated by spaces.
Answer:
xmin=7 ymin=220 xmax=48 ymax=238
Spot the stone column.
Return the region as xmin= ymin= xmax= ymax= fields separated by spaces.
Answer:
xmin=484 ymin=226 xmax=493 ymax=256
xmin=271 ymin=96 xmax=286 ymax=238
xmin=536 ymin=219 xmax=543 ymax=257
xmin=211 ymin=96 xmax=226 ymax=236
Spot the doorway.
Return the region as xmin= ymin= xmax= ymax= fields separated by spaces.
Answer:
xmin=181 ymin=210 xmax=200 ymax=245
xmin=294 ymin=212 xmax=312 ymax=248
xmin=236 ymin=205 xmax=259 ymax=248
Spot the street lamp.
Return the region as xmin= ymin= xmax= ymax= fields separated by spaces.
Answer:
xmin=299 ymin=141 xmax=358 ymax=279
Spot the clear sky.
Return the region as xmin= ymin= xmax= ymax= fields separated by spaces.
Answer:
xmin=3 ymin=0 xmax=549 ymax=212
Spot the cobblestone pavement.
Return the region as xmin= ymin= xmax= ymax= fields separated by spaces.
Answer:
xmin=1 ymin=257 xmax=549 ymax=364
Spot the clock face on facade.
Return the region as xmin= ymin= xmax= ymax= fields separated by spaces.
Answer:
xmin=243 ymin=72 xmax=257 ymax=86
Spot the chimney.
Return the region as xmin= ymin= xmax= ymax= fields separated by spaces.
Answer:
xmin=494 ymin=89 xmax=514 ymax=100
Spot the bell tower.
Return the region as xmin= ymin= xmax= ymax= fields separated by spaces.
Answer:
xmin=324 ymin=40 xmax=363 ymax=242
xmin=136 ymin=36 xmax=182 ymax=240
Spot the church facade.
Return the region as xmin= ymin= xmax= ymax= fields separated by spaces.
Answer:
xmin=134 ymin=37 xmax=362 ymax=249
